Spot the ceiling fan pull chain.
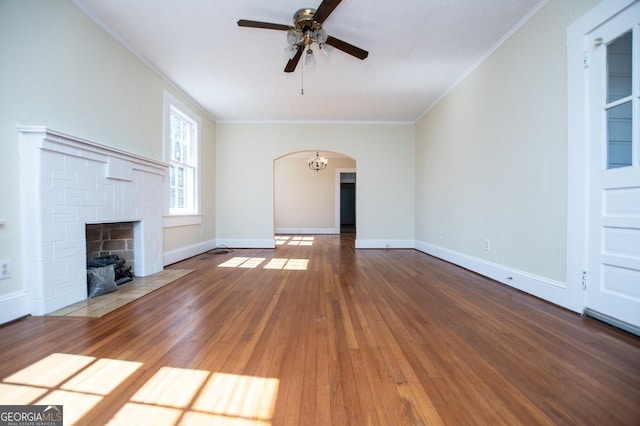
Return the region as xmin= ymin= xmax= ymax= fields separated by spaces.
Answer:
xmin=301 ymin=58 xmax=305 ymax=95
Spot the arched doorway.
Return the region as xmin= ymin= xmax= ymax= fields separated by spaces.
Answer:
xmin=274 ymin=151 xmax=356 ymax=236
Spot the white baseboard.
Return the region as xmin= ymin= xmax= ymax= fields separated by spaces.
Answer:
xmin=275 ymin=228 xmax=338 ymax=235
xmin=164 ymin=239 xmax=218 ymax=266
xmin=355 ymin=239 xmax=415 ymax=249
xmin=0 ymin=292 xmax=29 ymax=325
xmin=414 ymin=241 xmax=580 ymax=313
xmin=215 ymin=239 xmax=276 ymax=249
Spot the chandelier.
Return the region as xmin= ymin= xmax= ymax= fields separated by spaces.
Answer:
xmin=308 ymin=152 xmax=328 ymax=172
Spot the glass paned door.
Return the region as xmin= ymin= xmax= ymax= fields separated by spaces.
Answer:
xmin=585 ymin=2 xmax=640 ymax=331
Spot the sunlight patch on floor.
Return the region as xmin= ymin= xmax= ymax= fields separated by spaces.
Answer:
xmin=3 ymin=353 xmax=96 ymax=388
xmin=1 ymin=353 xmax=143 ymax=425
xmin=219 ymin=257 xmax=308 ymax=271
xmin=107 ymin=403 xmax=183 ymax=426
xmin=191 ymin=373 xmax=279 ymax=422
xmin=275 ymin=236 xmax=314 ymax=246
xmin=62 ymin=358 xmax=143 ymax=395
xmin=131 ymin=367 xmax=209 ymax=408
xmin=263 ymin=258 xmax=288 ymax=269
xmin=283 ymin=259 xmax=309 ymax=270
xmin=218 ymin=257 xmax=251 ymax=268
xmin=239 ymin=258 xmax=267 ymax=269
xmin=0 ymin=353 xmax=279 ymax=425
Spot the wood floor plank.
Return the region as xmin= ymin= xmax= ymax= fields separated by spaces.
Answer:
xmin=0 ymin=234 xmax=639 ymax=425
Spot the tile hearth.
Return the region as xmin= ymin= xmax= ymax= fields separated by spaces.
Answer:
xmin=48 ymin=269 xmax=194 ymax=318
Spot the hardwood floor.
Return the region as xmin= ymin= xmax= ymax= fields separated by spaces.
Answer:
xmin=0 ymin=234 xmax=638 ymax=425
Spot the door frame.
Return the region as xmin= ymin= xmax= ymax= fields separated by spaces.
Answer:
xmin=335 ymin=168 xmax=356 ymax=234
xmin=566 ymin=0 xmax=639 ymax=330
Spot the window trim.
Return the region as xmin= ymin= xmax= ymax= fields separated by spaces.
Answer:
xmin=163 ymin=91 xmax=202 ymax=227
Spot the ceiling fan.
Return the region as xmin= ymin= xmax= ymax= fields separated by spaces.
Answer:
xmin=237 ymin=0 xmax=368 ymax=73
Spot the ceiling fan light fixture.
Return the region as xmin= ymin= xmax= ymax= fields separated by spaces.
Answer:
xmin=286 ymin=30 xmax=303 ymax=46
xmin=305 ymin=48 xmax=316 ymax=66
xmin=320 ymin=43 xmax=333 ymax=57
xmin=312 ymin=28 xmax=328 ymax=44
xmin=285 ymin=45 xmax=298 ymax=60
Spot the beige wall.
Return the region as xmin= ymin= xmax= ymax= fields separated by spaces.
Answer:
xmin=216 ymin=123 xmax=415 ymax=247
xmin=415 ymin=0 xmax=599 ymax=284
xmin=0 ymin=0 xmax=216 ymax=304
xmin=275 ymin=155 xmax=356 ymax=232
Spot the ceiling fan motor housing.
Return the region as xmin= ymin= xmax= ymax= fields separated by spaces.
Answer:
xmin=292 ymin=8 xmax=328 ymax=46
xmin=293 ymin=8 xmax=319 ymax=31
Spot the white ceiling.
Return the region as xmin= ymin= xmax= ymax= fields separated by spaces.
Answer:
xmin=72 ymin=0 xmax=543 ymax=123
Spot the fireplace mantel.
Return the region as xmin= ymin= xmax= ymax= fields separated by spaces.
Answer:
xmin=18 ymin=126 xmax=168 ymax=315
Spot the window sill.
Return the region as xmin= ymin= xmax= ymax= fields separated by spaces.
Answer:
xmin=163 ymin=215 xmax=202 ymax=228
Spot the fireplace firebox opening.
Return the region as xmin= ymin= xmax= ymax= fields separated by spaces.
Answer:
xmin=86 ymin=222 xmax=135 ymax=270
xmin=86 ymin=222 xmax=137 ymax=294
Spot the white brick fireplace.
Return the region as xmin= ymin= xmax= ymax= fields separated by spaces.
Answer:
xmin=18 ymin=126 xmax=167 ymax=315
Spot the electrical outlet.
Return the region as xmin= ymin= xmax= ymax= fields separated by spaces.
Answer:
xmin=484 ymin=239 xmax=491 ymax=251
xmin=439 ymin=230 xmax=443 ymax=240
xmin=0 ymin=259 xmax=11 ymax=280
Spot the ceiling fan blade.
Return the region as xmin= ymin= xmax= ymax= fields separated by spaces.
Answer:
xmin=284 ymin=45 xmax=304 ymax=73
xmin=237 ymin=19 xmax=290 ymax=31
xmin=326 ymin=36 xmax=368 ymax=60
xmin=313 ymin=0 xmax=342 ymax=24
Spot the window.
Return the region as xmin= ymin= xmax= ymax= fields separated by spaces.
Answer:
xmin=169 ymin=108 xmax=196 ymax=212
xmin=605 ymin=31 xmax=633 ymax=169
xmin=163 ymin=92 xmax=201 ymax=225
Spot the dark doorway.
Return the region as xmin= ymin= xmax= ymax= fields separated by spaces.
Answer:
xmin=340 ymin=173 xmax=356 ymax=233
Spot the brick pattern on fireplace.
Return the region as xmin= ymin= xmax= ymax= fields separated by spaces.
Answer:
xmin=18 ymin=126 xmax=167 ymax=315
xmin=86 ymin=223 xmax=135 ymax=271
